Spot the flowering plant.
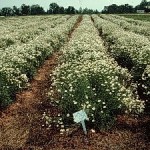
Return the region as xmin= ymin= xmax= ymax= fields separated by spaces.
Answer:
xmin=49 ymin=15 xmax=144 ymax=130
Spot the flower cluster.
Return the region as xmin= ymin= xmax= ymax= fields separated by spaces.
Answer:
xmin=50 ymin=15 xmax=144 ymax=130
xmin=0 ymin=15 xmax=79 ymax=107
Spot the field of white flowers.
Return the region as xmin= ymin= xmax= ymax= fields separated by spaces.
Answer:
xmin=0 ymin=15 xmax=78 ymax=106
xmin=0 ymin=14 xmax=149 ymax=130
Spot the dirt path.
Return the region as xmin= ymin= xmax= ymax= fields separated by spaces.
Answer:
xmin=0 ymin=16 xmax=82 ymax=149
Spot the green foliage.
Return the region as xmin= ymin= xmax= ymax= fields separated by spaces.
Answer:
xmin=49 ymin=3 xmax=60 ymax=14
xmin=30 ymin=5 xmax=45 ymax=15
xmin=1 ymin=7 xmax=14 ymax=16
xmin=0 ymin=2 xmax=100 ymax=16
xmin=13 ymin=6 xmax=20 ymax=16
xmin=102 ymin=4 xmax=135 ymax=14
xmin=21 ymin=4 xmax=30 ymax=15
xmin=65 ymin=6 xmax=76 ymax=14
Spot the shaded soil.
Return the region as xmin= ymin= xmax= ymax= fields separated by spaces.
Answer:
xmin=24 ymin=114 xmax=150 ymax=150
xmin=0 ymin=15 xmax=150 ymax=150
xmin=25 ymin=128 xmax=149 ymax=150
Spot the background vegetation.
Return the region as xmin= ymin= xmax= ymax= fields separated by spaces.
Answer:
xmin=0 ymin=0 xmax=150 ymax=16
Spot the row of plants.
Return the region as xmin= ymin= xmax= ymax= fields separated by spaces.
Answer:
xmin=99 ymin=14 xmax=150 ymax=40
xmin=46 ymin=15 xmax=144 ymax=132
xmin=0 ymin=15 xmax=79 ymax=107
xmin=111 ymin=14 xmax=150 ymax=28
xmin=92 ymin=14 xmax=150 ymax=113
xmin=0 ymin=15 xmax=71 ymax=49
xmin=140 ymin=65 xmax=150 ymax=112
xmin=0 ymin=15 xmax=61 ymax=33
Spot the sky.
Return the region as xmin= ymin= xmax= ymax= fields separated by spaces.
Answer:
xmin=0 ymin=0 xmax=142 ymax=11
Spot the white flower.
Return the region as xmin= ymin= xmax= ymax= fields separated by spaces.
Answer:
xmin=73 ymin=101 xmax=77 ymax=105
xmin=60 ymin=129 xmax=65 ymax=134
xmin=98 ymin=100 xmax=101 ymax=102
xmin=102 ymin=102 xmax=105 ymax=105
xmin=66 ymin=129 xmax=69 ymax=132
xmin=91 ymin=129 xmax=96 ymax=133
xmin=85 ymin=95 xmax=88 ymax=99
xmin=66 ymin=114 xmax=70 ymax=117
xmin=87 ymin=104 xmax=91 ymax=108
xmin=86 ymin=101 xmax=89 ymax=104
xmin=92 ymin=107 xmax=96 ymax=110
xmin=103 ymin=106 xmax=106 ymax=109
xmin=58 ymin=89 xmax=61 ymax=92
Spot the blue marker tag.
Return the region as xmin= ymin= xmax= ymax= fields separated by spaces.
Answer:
xmin=81 ymin=120 xmax=87 ymax=135
xmin=73 ymin=110 xmax=88 ymax=135
xmin=73 ymin=110 xmax=88 ymax=123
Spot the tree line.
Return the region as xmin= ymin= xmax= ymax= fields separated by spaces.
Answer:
xmin=0 ymin=0 xmax=149 ymax=16
xmin=102 ymin=0 xmax=150 ymax=14
xmin=0 ymin=3 xmax=99 ymax=16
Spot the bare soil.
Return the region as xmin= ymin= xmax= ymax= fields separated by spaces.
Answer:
xmin=0 ymin=16 xmax=150 ymax=150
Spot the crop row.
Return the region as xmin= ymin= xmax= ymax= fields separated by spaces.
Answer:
xmin=92 ymin=15 xmax=150 ymax=110
xmin=0 ymin=15 xmax=61 ymax=33
xmin=0 ymin=16 xmax=57 ymax=37
xmin=0 ymin=15 xmax=79 ymax=107
xmin=141 ymin=65 xmax=150 ymax=112
xmin=0 ymin=15 xmax=71 ymax=49
xmin=110 ymin=14 xmax=150 ymax=28
xmin=99 ymin=14 xmax=150 ymax=40
xmin=50 ymin=15 xmax=144 ymax=129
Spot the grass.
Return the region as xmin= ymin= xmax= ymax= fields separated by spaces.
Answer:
xmin=119 ymin=14 xmax=150 ymax=22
